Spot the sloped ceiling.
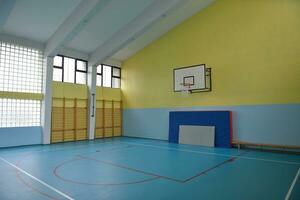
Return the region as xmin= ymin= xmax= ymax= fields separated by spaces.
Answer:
xmin=111 ymin=0 xmax=214 ymax=61
xmin=0 ymin=0 xmax=214 ymax=63
xmin=3 ymin=0 xmax=81 ymax=42
xmin=66 ymin=0 xmax=156 ymax=53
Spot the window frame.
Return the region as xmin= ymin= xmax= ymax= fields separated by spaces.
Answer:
xmin=96 ymin=64 xmax=102 ymax=87
xmin=75 ymin=58 xmax=88 ymax=84
xmin=97 ymin=64 xmax=121 ymax=88
xmin=53 ymin=55 xmax=88 ymax=84
xmin=102 ymin=64 xmax=112 ymax=88
xmin=53 ymin=55 xmax=64 ymax=82
xmin=111 ymin=66 xmax=121 ymax=88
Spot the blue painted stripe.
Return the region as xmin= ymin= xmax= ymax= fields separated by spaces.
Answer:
xmin=123 ymin=104 xmax=300 ymax=147
xmin=0 ymin=126 xmax=42 ymax=148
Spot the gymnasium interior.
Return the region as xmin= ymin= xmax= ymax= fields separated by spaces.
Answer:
xmin=0 ymin=0 xmax=299 ymax=199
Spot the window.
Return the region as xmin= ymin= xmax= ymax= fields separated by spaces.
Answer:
xmin=96 ymin=64 xmax=121 ymax=88
xmin=63 ymin=57 xmax=75 ymax=83
xmin=0 ymin=99 xmax=41 ymax=128
xmin=53 ymin=55 xmax=87 ymax=84
xmin=75 ymin=60 xmax=87 ymax=84
xmin=112 ymin=67 xmax=121 ymax=88
xmin=0 ymin=41 xmax=43 ymax=127
xmin=96 ymin=65 xmax=102 ymax=86
xmin=103 ymin=65 xmax=112 ymax=87
xmin=0 ymin=41 xmax=43 ymax=93
xmin=53 ymin=56 xmax=63 ymax=81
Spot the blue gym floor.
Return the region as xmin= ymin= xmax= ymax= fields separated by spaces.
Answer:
xmin=0 ymin=137 xmax=299 ymax=200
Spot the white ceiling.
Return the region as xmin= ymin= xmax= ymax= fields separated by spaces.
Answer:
xmin=3 ymin=0 xmax=81 ymax=42
xmin=67 ymin=0 xmax=156 ymax=53
xmin=0 ymin=0 xmax=214 ymax=64
xmin=111 ymin=0 xmax=214 ymax=61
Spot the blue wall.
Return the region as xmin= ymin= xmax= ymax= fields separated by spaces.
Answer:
xmin=123 ymin=104 xmax=300 ymax=147
xmin=0 ymin=126 xmax=42 ymax=148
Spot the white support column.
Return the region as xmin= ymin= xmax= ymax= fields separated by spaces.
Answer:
xmin=41 ymin=56 xmax=54 ymax=144
xmin=87 ymin=63 xmax=97 ymax=140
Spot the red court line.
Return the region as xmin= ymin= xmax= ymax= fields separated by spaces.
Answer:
xmin=79 ymin=155 xmax=182 ymax=183
xmin=15 ymin=152 xmax=59 ymax=200
xmin=15 ymin=142 xmax=246 ymax=196
xmin=13 ymin=144 xmax=134 ymax=198
xmin=182 ymin=157 xmax=236 ymax=183
xmin=77 ymin=149 xmax=250 ymax=184
xmin=182 ymin=150 xmax=249 ymax=183
xmin=53 ymin=156 xmax=160 ymax=186
xmin=77 ymin=154 xmax=241 ymax=184
xmin=16 ymin=170 xmax=59 ymax=200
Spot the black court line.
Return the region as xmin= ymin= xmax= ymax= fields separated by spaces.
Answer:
xmin=76 ymin=153 xmax=242 ymax=184
xmin=77 ymin=144 xmax=135 ymax=157
xmin=14 ymin=141 xmax=246 ymax=197
xmin=78 ymin=149 xmax=250 ymax=184
xmin=79 ymin=155 xmax=182 ymax=183
xmin=182 ymin=157 xmax=236 ymax=183
xmin=13 ymin=144 xmax=134 ymax=198
xmin=123 ymin=142 xmax=300 ymax=165
xmin=181 ymin=150 xmax=250 ymax=183
xmin=0 ymin=139 xmax=125 ymax=158
xmin=0 ymin=156 xmax=74 ymax=200
xmin=53 ymin=156 xmax=160 ymax=186
xmin=14 ymin=152 xmax=59 ymax=200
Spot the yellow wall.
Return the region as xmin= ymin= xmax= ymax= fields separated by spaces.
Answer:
xmin=52 ymin=82 xmax=88 ymax=99
xmin=122 ymin=0 xmax=300 ymax=109
xmin=96 ymin=87 xmax=121 ymax=101
xmin=52 ymin=82 xmax=121 ymax=107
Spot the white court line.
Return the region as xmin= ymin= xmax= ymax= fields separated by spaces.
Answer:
xmin=122 ymin=142 xmax=300 ymax=165
xmin=0 ymin=139 xmax=122 ymax=157
xmin=285 ymin=167 xmax=300 ymax=200
xmin=0 ymin=157 xmax=74 ymax=200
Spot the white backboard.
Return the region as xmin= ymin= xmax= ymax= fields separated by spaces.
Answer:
xmin=173 ymin=64 xmax=206 ymax=92
xmin=179 ymin=125 xmax=215 ymax=147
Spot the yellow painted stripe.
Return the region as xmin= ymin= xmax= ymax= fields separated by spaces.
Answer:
xmin=0 ymin=91 xmax=43 ymax=100
xmin=96 ymin=86 xmax=121 ymax=101
xmin=52 ymin=81 xmax=88 ymax=99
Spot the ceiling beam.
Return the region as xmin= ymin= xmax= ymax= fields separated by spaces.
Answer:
xmin=88 ymin=0 xmax=185 ymax=66
xmin=44 ymin=0 xmax=111 ymax=57
xmin=0 ymin=33 xmax=44 ymax=50
xmin=112 ymin=0 xmax=215 ymax=61
xmin=0 ymin=0 xmax=16 ymax=32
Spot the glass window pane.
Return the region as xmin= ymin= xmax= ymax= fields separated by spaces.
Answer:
xmin=112 ymin=78 xmax=120 ymax=88
xmin=0 ymin=41 xmax=43 ymax=93
xmin=113 ymin=67 xmax=120 ymax=77
xmin=54 ymin=56 xmax=62 ymax=66
xmin=76 ymin=72 xmax=86 ymax=84
xmin=96 ymin=75 xmax=102 ymax=86
xmin=63 ymin=57 xmax=75 ymax=83
xmin=0 ymin=98 xmax=40 ymax=128
xmin=103 ymin=65 xmax=111 ymax=87
xmin=77 ymin=60 xmax=86 ymax=71
xmin=53 ymin=68 xmax=62 ymax=82
xmin=97 ymin=65 xmax=102 ymax=74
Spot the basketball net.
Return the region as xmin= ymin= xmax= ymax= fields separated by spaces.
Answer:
xmin=180 ymin=83 xmax=192 ymax=97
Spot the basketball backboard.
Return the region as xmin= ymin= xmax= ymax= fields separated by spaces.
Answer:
xmin=173 ymin=64 xmax=211 ymax=93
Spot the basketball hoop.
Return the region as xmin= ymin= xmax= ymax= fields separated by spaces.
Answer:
xmin=180 ymin=83 xmax=192 ymax=97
